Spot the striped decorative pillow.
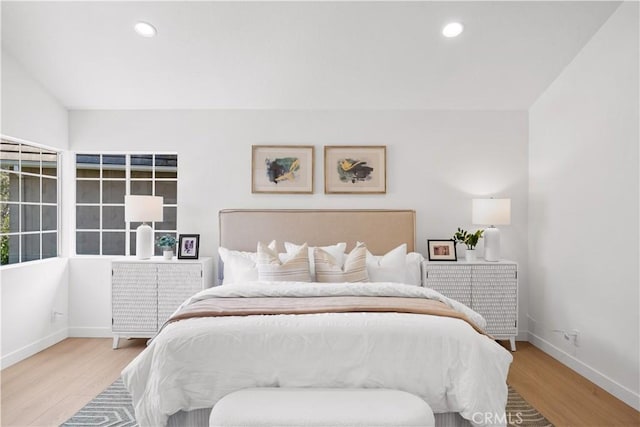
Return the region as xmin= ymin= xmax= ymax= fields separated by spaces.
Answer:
xmin=314 ymin=242 xmax=369 ymax=283
xmin=283 ymin=242 xmax=347 ymax=280
xmin=257 ymin=241 xmax=311 ymax=282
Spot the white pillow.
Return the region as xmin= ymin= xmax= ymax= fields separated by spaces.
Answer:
xmin=257 ymin=241 xmax=311 ymax=282
xmin=314 ymin=243 xmax=368 ymax=283
xmin=359 ymin=242 xmax=407 ymax=284
xmin=357 ymin=243 xmax=424 ymax=286
xmin=284 ymin=242 xmax=347 ymax=279
xmin=405 ymin=252 xmax=425 ymax=286
xmin=218 ymin=240 xmax=276 ymax=285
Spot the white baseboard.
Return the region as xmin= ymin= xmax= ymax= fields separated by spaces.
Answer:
xmin=68 ymin=326 xmax=112 ymax=338
xmin=1 ymin=328 xmax=68 ymax=370
xmin=528 ymin=332 xmax=640 ymax=411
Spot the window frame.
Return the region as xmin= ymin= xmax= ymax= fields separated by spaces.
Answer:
xmin=0 ymin=135 xmax=62 ymax=267
xmin=73 ymin=151 xmax=178 ymax=257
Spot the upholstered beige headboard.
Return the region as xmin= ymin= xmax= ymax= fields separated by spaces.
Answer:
xmin=219 ymin=209 xmax=415 ymax=254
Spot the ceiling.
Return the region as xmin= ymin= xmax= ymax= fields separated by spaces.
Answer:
xmin=1 ymin=1 xmax=620 ymax=110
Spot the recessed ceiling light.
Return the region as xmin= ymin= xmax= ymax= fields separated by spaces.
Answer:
xmin=442 ymin=22 xmax=464 ymax=38
xmin=134 ymin=21 xmax=157 ymax=38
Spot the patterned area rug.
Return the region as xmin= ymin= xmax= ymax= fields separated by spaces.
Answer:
xmin=61 ymin=378 xmax=136 ymax=427
xmin=61 ymin=379 xmax=553 ymax=427
xmin=506 ymin=386 xmax=554 ymax=427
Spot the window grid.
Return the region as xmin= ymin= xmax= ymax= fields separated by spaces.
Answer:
xmin=0 ymin=138 xmax=60 ymax=265
xmin=75 ymin=153 xmax=178 ymax=256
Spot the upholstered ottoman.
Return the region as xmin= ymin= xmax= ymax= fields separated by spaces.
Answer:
xmin=209 ymin=388 xmax=435 ymax=427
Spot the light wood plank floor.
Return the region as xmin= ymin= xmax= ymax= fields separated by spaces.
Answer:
xmin=1 ymin=338 xmax=146 ymax=427
xmin=505 ymin=342 xmax=639 ymax=427
xmin=1 ymin=339 xmax=638 ymax=426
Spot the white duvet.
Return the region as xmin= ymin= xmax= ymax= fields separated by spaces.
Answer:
xmin=122 ymin=282 xmax=513 ymax=427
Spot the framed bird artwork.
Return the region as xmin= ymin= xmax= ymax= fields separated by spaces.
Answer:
xmin=324 ymin=146 xmax=386 ymax=194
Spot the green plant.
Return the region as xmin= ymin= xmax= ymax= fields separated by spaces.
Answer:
xmin=155 ymin=235 xmax=177 ymax=249
xmin=1 ymin=172 xmax=10 ymax=265
xmin=452 ymin=227 xmax=484 ymax=250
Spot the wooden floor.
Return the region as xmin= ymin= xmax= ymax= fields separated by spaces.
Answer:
xmin=1 ymin=338 xmax=146 ymax=427
xmin=505 ymin=342 xmax=639 ymax=427
xmin=1 ymin=339 xmax=638 ymax=426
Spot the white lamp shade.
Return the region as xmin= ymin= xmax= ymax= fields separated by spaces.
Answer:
xmin=472 ymin=198 xmax=511 ymax=226
xmin=125 ymin=195 xmax=164 ymax=222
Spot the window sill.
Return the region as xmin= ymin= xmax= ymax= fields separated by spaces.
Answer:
xmin=70 ymin=255 xmax=122 ymax=260
xmin=0 ymin=257 xmax=66 ymax=271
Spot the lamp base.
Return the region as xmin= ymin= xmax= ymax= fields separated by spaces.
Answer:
xmin=484 ymin=227 xmax=501 ymax=262
xmin=136 ymin=223 xmax=154 ymax=259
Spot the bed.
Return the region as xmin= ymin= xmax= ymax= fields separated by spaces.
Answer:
xmin=122 ymin=209 xmax=512 ymax=427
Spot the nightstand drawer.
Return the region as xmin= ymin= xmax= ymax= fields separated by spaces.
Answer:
xmin=423 ymin=265 xmax=472 ymax=306
xmin=158 ymin=264 xmax=203 ymax=324
xmin=472 ymin=284 xmax=517 ymax=335
xmin=112 ymin=263 xmax=158 ymax=333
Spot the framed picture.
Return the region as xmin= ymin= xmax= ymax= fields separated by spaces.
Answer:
xmin=178 ymin=234 xmax=200 ymax=259
xmin=324 ymin=146 xmax=386 ymax=194
xmin=427 ymin=240 xmax=457 ymax=261
xmin=252 ymin=145 xmax=314 ymax=194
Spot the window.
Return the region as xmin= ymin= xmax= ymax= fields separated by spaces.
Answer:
xmin=75 ymin=153 xmax=177 ymax=256
xmin=0 ymin=138 xmax=60 ymax=265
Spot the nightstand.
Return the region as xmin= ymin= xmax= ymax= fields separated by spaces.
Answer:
xmin=111 ymin=256 xmax=214 ymax=349
xmin=422 ymin=259 xmax=518 ymax=351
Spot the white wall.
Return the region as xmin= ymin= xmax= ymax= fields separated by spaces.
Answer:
xmin=529 ymin=2 xmax=639 ymax=409
xmin=1 ymin=260 xmax=69 ymax=368
xmin=1 ymin=51 xmax=68 ymax=148
xmin=68 ymin=258 xmax=111 ymax=337
xmin=1 ymin=50 xmax=70 ymax=368
xmin=68 ymin=109 xmax=529 ymax=337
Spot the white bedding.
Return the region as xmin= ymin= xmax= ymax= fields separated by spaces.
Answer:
xmin=122 ymin=282 xmax=512 ymax=427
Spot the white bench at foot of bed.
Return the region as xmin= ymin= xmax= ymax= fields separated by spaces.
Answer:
xmin=209 ymin=388 xmax=435 ymax=427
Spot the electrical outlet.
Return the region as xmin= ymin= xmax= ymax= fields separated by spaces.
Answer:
xmin=571 ymin=329 xmax=580 ymax=347
xmin=552 ymin=328 xmax=579 ymax=347
xmin=51 ymin=310 xmax=63 ymax=323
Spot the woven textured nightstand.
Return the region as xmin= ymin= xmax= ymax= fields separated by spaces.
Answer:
xmin=111 ymin=257 xmax=214 ymax=349
xmin=422 ymin=259 xmax=518 ymax=351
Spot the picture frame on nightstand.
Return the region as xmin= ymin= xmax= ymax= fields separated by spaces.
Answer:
xmin=178 ymin=234 xmax=200 ymax=259
xmin=427 ymin=239 xmax=457 ymax=261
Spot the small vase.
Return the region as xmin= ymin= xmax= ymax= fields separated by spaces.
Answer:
xmin=465 ymin=249 xmax=477 ymax=262
xmin=163 ymin=249 xmax=173 ymax=260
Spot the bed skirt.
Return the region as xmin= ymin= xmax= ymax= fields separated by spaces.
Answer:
xmin=167 ymin=408 xmax=472 ymax=427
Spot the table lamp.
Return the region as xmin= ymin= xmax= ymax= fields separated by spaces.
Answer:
xmin=125 ymin=195 xmax=164 ymax=259
xmin=472 ymin=198 xmax=511 ymax=262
